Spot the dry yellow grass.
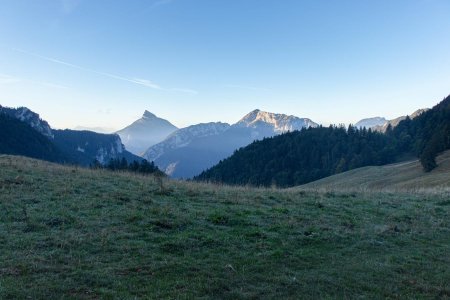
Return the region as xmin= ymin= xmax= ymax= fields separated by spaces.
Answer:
xmin=297 ymin=150 xmax=450 ymax=193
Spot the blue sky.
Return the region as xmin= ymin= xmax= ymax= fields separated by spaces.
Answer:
xmin=1 ymin=0 xmax=450 ymax=130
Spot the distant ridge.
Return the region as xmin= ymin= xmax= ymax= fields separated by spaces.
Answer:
xmin=235 ymin=109 xmax=318 ymax=133
xmin=144 ymin=122 xmax=231 ymax=163
xmin=372 ymin=109 xmax=428 ymax=132
xmin=355 ymin=117 xmax=387 ymax=129
xmin=73 ymin=126 xmax=115 ymax=134
xmin=355 ymin=109 xmax=429 ymax=132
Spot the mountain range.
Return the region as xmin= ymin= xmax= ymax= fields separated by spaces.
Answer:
xmin=2 ymin=98 xmax=445 ymax=184
xmin=126 ymin=108 xmax=435 ymax=179
xmin=143 ymin=109 xmax=318 ymax=178
xmin=355 ymin=109 xmax=428 ymax=131
xmin=372 ymin=109 xmax=429 ymax=132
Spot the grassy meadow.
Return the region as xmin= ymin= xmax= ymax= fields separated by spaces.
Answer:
xmin=299 ymin=150 xmax=450 ymax=193
xmin=0 ymin=155 xmax=449 ymax=299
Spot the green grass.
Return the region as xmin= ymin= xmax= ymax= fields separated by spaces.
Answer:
xmin=1 ymin=155 xmax=449 ymax=299
xmin=299 ymin=150 xmax=450 ymax=193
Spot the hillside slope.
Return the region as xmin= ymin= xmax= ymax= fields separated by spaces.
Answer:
xmin=53 ymin=129 xmax=141 ymax=166
xmin=0 ymin=155 xmax=449 ymax=298
xmin=299 ymin=150 xmax=450 ymax=192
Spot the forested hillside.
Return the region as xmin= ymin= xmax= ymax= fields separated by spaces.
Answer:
xmin=0 ymin=114 xmax=66 ymax=162
xmin=389 ymin=94 xmax=450 ymax=171
xmin=196 ymin=95 xmax=450 ymax=187
xmin=196 ymin=126 xmax=397 ymax=187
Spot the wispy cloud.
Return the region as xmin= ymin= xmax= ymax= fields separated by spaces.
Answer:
xmin=170 ymin=88 xmax=199 ymax=95
xmin=131 ymin=78 xmax=161 ymax=89
xmin=61 ymin=0 xmax=82 ymax=14
xmin=0 ymin=73 xmax=67 ymax=89
xmin=14 ymin=48 xmax=197 ymax=94
xmin=0 ymin=74 xmax=21 ymax=85
xmin=224 ymin=84 xmax=271 ymax=92
xmin=14 ymin=48 xmax=162 ymax=90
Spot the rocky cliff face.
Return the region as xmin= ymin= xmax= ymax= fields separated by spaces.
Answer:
xmin=52 ymin=129 xmax=140 ymax=166
xmin=0 ymin=105 xmax=54 ymax=138
xmin=234 ymin=109 xmax=318 ymax=133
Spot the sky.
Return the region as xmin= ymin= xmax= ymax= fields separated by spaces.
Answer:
xmin=1 ymin=0 xmax=450 ymax=131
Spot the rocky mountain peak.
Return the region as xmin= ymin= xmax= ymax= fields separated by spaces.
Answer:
xmin=236 ymin=109 xmax=318 ymax=133
xmin=355 ymin=117 xmax=388 ymax=129
xmin=143 ymin=110 xmax=156 ymax=119
xmin=0 ymin=105 xmax=54 ymax=139
xmin=116 ymin=110 xmax=178 ymax=155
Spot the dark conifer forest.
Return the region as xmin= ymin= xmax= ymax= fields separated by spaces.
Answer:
xmin=91 ymin=157 xmax=163 ymax=176
xmin=389 ymin=95 xmax=450 ymax=171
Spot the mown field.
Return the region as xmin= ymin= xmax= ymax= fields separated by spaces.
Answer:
xmin=0 ymin=155 xmax=449 ymax=299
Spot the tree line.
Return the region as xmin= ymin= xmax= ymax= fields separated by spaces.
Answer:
xmin=90 ymin=157 xmax=163 ymax=176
